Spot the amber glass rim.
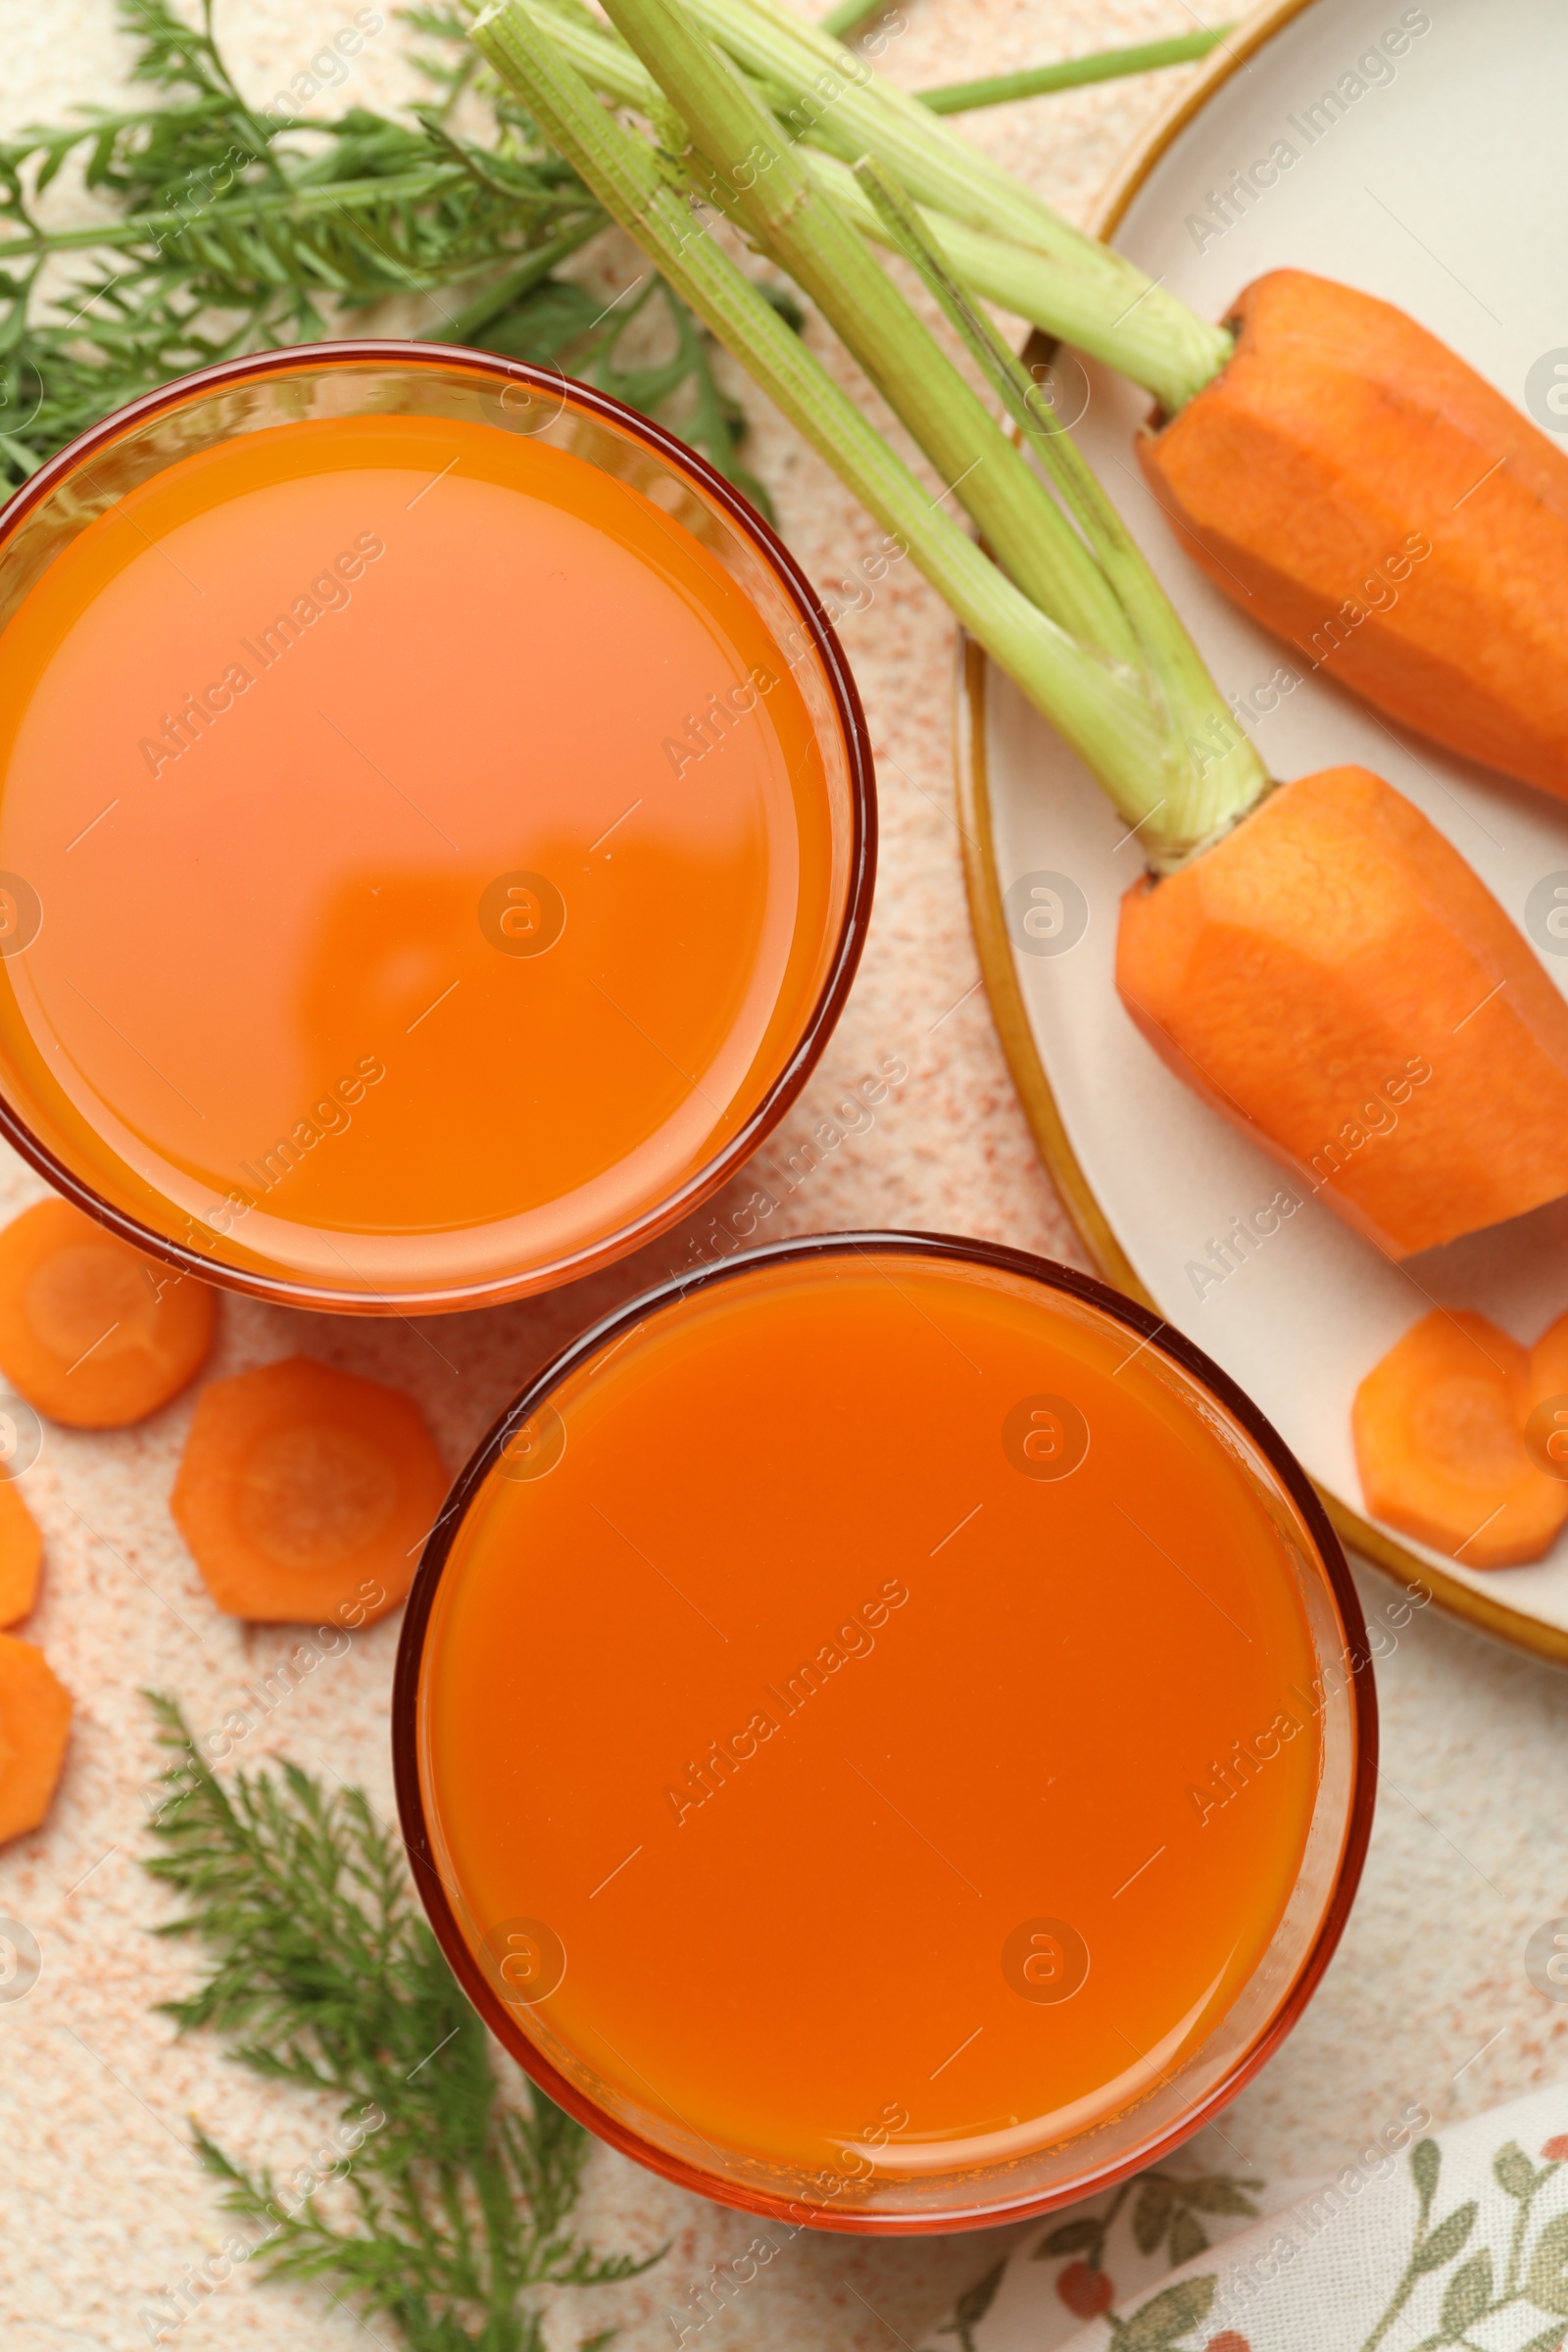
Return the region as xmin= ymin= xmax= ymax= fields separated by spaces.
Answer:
xmin=392 ymin=1227 xmax=1378 ymax=2234
xmin=0 ymin=341 xmax=877 ymax=1314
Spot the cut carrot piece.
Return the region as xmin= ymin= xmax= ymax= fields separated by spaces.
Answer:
xmin=171 ymin=1356 xmax=446 ymax=1626
xmin=0 ymin=1200 xmax=214 ymax=1429
xmin=0 ymin=1633 xmax=71 ymax=1843
xmin=1139 ymin=270 xmax=1568 ymax=801
xmin=0 ymin=1478 xmax=40 ymax=1626
xmin=1116 ymin=766 xmax=1568 ymax=1257
xmin=1528 ymin=1311 xmax=1568 ymax=1486
xmin=1351 ymin=1311 xmax=1568 ymax=1568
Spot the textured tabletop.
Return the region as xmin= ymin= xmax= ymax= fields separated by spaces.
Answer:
xmin=3 ymin=4 xmax=1566 ymax=2348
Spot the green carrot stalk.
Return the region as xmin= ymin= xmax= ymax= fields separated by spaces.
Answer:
xmin=589 ymin=0 xmax=1136 ymax=657
xmin=520 ymin=0 xmax=693 ymax=150
xmin=681 ymin=0 xmax=1123 ymax=269
xmin=674 ymin=0 xmax=1231 ymax=406
xmin=433 ymin=216 xmax=607 ymax=339
xmin=0 ymin=167 xmax=483 ymax=260
xmin=466 ymin=0 xmax=1205 ymax=838
xmin=918 ymin=28 xmax=1230 ymax=113
xmin=804 ymin=153 xmax=1213 ymax=417
xmin=521 ymin=0 xmax=1227 ymax=412
xmin=681 ymin=0 xmax=1106 ymax=258
xmin=469 ymin=0 xmax=1265 ymax=862
xmin=852 ymin=154 xmax=1264 ymax=846
xmin=514 ymin=0 xmax=1142 ymax=506
xmin=817 ymin=0 xmax=887 ymax=39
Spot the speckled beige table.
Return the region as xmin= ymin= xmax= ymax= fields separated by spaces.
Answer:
xmin=3 ymin=5 xmax=1567 ymax=2348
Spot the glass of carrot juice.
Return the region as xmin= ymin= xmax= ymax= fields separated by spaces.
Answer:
xmin=396 ymin=1231 xmax=1375 ymax=2231
xmin=0 ymin=344 xmax=872 ymax=1310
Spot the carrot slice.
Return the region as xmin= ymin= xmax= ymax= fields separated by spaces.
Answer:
xmin=1138 ymin=270 xmax=1568 ymax=801
xmin=1116 ymin=766 xmax=1568 ymax=1257
xmin=0 ymin=1478 xmax=40 ymax=1626
xmin=171 ymin=1356 xmax=446 ymax=1626
xmin=0 ymin=1633 xmax=71 ymax=1843
xmin=1527 ymin=1311 xmax=1568 ymax=1487
xmin=1351 ymin=1310 xmax=1568 ymax=1567
xmin=0 ymin=1200 xmax=214 ymax=1429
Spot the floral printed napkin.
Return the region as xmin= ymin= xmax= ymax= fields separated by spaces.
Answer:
xmin=921 ymin=2083 xmax=1568 ymax=2351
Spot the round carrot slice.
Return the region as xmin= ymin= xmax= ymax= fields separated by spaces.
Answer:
xmin=1352 ymin=1309 xmax=1568 ymax=1567
xmin=171 ymin=1356 xmax=447 ymax=1626
xmin=0 ymin=1634 xmax=71 ymax=1844
xmin=0 ymin=1199 xmax=214 ymax=1428
xmin=1528 ymin=1311 xmax=1568 ymax=1484
xmin=0 ymin=1478 xmax=40 ymax=1626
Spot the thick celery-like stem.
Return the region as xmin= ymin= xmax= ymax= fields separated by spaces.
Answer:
xmin=516 ymin=0 xmax=1139 ymax=648
xmin=679 ymin=0 xmax=1232 ymax=407
xmin=469 ymin=0 xmax=1194 ymax=834
xmin=596 ymin=0 xmax=1135 ymax=660
xmin=586 ymin=0 xmax=1262 ymax=852
xmin=806 ymin=155 xmax=1216 ymax=417
xmin=521 ymin=0 xmax=1229 ymax=411
xmin=853 ymin=156 xmax=1268 ymax=851
xmin=686 ymin=0 xmax=1107 ymax=261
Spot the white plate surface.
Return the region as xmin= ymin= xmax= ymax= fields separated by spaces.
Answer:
xmin=983 ymin=0 xmax=1568 ymax=1628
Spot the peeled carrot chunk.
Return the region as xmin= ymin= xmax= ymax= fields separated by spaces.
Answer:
xmin=171 ymin=1356 xmax=446 ymax=1626
xmin=1139 ymin=270 xmax=1568 ymax=801
xmin=0 ymin=1477 xmax=41 ymax=1626
xmin=1351 ymin=1310 xmax=1568 ymax=1568
xmin=1116 ymin=766 xmax=1568 ymax=1257
xmin=0 ymin=1200 xmax=214 ymax=1429
xmin=0 ymin=1633 xmax=71 ymax=1843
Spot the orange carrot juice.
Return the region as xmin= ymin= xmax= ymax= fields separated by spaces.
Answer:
xmin=411 ymin=1243 xmax=1360 ymax=2217
xmin=0 ymin=367 xmax=862 ymax=1304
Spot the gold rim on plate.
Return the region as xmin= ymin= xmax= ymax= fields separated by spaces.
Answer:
xmin=953 ymin=0 xmax=1568 ymax=1668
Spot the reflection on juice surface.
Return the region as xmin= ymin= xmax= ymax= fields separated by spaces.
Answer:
xmin=0 ymin=411 xmax=840 ymax=1295
xmin=417 ymin=1252 xmax=1326 ymax=2181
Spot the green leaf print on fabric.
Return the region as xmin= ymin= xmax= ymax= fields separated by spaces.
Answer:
xmin=1526 ymin=2212 xmax=1568 ymax=2317
xmin=1437 ymin=2249 xmax=1493 ymax=2337
xmin=1108 ymin=2276 xmax=1216 ymax=2350
xmin=938 ymin=2256 xmax=1007 ymax=2352
xmin=1030 ymin=2166 xmax=1261 ymax=2321
xmin=1364 ymin=2132 xmax=1568 ymax=2350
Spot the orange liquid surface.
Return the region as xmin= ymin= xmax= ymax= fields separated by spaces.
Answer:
xmin=0 ymin=411 xmax=839 ymax=1296
xmin=419 ymin=1252 xmax=1327 ymax=2182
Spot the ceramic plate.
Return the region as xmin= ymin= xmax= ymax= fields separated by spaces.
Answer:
xmin=956 ymin=0 xmax=1568 ymax=1661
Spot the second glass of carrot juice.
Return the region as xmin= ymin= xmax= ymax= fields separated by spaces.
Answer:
xmin=397 ymin=1233 xmax=1375 ymax=2231
xmin=0 ymin=345 xmax=872 ymax=1310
